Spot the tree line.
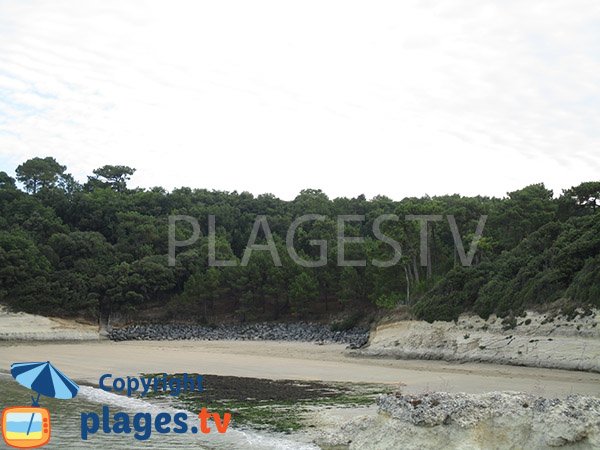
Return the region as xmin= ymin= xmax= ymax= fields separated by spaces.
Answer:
xmin=1 ymin=156 xmax=598 ymax=324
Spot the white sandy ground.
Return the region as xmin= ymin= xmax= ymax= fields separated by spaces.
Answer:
xmin=0 ymin=340 xmax=599 ymax=398
xmin=0 ymin=306 xmax=99 ymax=340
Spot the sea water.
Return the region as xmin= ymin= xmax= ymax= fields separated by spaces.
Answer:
xmin=0 ymin=374 xmax=317 ymax=449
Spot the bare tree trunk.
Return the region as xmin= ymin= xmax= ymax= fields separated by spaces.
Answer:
xmin=99 ymin=298 xmax=111 ymax=337
xmin=412 ymin=256 xmax=420 ymax=284
xmin=404 ymin=265 xmax=411 ymax=305
xmin=426 ymin=226 xmax=434 ymax=279
xmin=426 ymin=250 xmax=432 ymax=279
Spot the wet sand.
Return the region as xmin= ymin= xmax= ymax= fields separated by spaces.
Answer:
xmin=1 ymin=340 xmax=599 ymax=397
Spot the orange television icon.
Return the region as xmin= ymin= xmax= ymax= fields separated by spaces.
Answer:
xmin=1 ymin=407 xmax=51 ymax=449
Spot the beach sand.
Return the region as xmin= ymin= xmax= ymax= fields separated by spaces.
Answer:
xmin=1 ymin=340 xmax=599 ymax=397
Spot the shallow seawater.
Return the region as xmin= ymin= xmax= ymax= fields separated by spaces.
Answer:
xmin=0 ymin=374 xmax=318 ymax=449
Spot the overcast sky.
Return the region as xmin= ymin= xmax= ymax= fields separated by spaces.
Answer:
xmin=0 ymin=0 xmax=599 ymax=200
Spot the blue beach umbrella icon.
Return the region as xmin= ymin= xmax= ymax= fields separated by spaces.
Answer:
xmin=10 ymin=361 xmax=79 ymax=435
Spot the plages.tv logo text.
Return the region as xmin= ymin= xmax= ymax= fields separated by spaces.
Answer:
xmin=81 ymin=372 xmax=232 ymax=441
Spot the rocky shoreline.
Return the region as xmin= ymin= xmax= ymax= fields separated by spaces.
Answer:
xmin=317 ymin=391 xmax=600 ymax=449
xmin=108 ymin=322 xmax=370 ymax=347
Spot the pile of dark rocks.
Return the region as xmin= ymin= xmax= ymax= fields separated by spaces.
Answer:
xmin=108 ymin=322 xmax=369 ymax=347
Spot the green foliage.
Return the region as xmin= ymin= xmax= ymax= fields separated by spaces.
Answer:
xmin=89 ymin=165 xmax=136 ymax=192
xmin=566 ymin=254 xmax=600 ymax=307
xmin=487 ymin=183 xmax=556 ymax=251
xmin=413 ymin=265 xmax=492 ymax=322
xmin=289 ymin=272 xmax=319 ymax=318
xmin=330 ymin=312 xmax=363 ymax=331
xmin=1 ymin=157 xmax=599 ymax=324
xmin=414 ymin=211 xmax=600 ymax=322
xmin=15 ymin=157 xmax=67 ymax=194
xmin=374 ymin=293 xmax=400 ymax=309
xmin=179 ymin=267 xmax=226 ymax=320
xmin=0 ymin=230 xmax=52 ymax=313
xmin=0 ymin=171 xmax=16 ymax=190
xmin=559 ymin=181 xmax=600 ymax=218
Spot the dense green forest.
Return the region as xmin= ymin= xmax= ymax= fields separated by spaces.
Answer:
xmin=0 ymin=156 xmax=598 ymax=325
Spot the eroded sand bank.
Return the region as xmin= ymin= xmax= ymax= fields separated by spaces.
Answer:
xmin=0 ymin=306 xmax=99 ymax=341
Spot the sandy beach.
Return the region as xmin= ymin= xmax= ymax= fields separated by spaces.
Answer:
xmin=1 ymin=340 xmax=599 ymax=397
xmin=2 ymin=314 xmax=600 ymax=449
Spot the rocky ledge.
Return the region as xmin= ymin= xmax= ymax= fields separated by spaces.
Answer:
xmin=108 ymin=322 xmax=369 ymax=347
xmin=324 ymin=392 xmax=600 ymax=449
xmin=351 ymin=309 xmax=600 ymax=373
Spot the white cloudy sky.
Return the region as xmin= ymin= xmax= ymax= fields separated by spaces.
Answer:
xmin=0 ymin=0 xmax=599 ymax=200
